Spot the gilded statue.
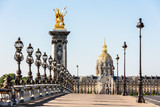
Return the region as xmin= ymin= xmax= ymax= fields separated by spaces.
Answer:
xmin=53 ymin=7 xmax=67 ymax=29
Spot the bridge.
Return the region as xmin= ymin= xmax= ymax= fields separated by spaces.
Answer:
xmin=0 ymin=30 xmax=158 ymax=107
xmin=0 ymin=8 xmax=159 ymax=107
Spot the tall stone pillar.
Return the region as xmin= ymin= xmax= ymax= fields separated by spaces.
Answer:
xmin=49 ymin=29 xmax=70 ymax=68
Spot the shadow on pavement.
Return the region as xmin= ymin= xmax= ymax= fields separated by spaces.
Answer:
xmin=15 ymin=93 xmax=67 ymax=107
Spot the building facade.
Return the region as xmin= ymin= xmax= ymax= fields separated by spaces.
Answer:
xmin=73 ymin=40 xmax=160 ymax=95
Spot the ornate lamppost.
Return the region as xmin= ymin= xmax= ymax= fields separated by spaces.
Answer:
xmin=116 ymin=54 xmax=120 ymax=95
xmin=76 ymin=65 xmax=79 ymax=77
xmin=69 ymin=74 xmax=71 ymax=88
xmin=69 ymin=74 xmax=71 ymax=89
xmin=52 ymin=59 xmax=57 ymax=84
xmin=72 ymin=77 xmax=74 ymax=91
xmin=68 ymin=75 xmax=70 ymax=89
xmin=48 ymin=56 xmax=53 ymax=84
xmin=56 ymin=63 xmax=61 ymax=84
xmin=60 ymin=65 xmax=64 ymax=86
xmin=63 ymin=67 xmax=67 ymax=87
xmin=136 ymin=18 xmax=145 ymax=103
xmin=122 ymin=41 xmax=127 ymax=96
xmin=70 ymin=75 xmax=73 ymax=91
xmin=63 ymin=69 xmax=66 ymax=87
xmin=14 ymin=37 xmax=24 ymax=85
xmin=58 ymin=65 xmax=64 ymax=92
xmin=35 ymin=48 xmax=42 ymax=84
xmin=65 ymin=70 xmax=69 ymax=88
xmin=68 ymin=74 xmax=70 ymax=90
xmin=76 ymin=65 xmax=79 ymax=93
xmin=66 ymin=71 xmax=69 ymax=87
xmin=26 ymin=43 xmax=34 ymax=84
xmin=42 ymin=52 xmax=48 ymax=84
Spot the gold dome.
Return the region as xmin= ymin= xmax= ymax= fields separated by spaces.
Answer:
xmin=97 ymin=39 xmax=112 ymax=63
xmin=96 ymin=39 xmax=113 ymax=76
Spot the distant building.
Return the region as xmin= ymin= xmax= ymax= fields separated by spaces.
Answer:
xmin=73 ymin=40 xmax=160 ymax=94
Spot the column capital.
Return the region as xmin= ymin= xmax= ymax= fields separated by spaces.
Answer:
xmin=52 ymin=39 xmax=57 ymax=44
xmin=63 ymin=40 xmax=68 ymax=44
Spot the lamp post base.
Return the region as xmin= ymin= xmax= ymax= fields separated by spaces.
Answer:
xmin=116 ymin=87 xmax=119 ymax=95
xmin=121 ymin=92 xmax=127 ymax=96
xmin=137 ymin=97 xmax=145 ymax=103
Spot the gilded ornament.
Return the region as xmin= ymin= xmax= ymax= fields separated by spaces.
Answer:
xmin=53 ymin=7 xmax=67 ymax=29
xmin=98 ymin=39 xmax=113 ymax=62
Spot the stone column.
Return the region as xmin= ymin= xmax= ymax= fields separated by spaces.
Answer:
xmin=49 ymin=29 xmax=70 ymax=68
xmin=52 ymin=40 xmax=57 ymax=60
xmin=63 ymin=40 xmax=68 ymax=68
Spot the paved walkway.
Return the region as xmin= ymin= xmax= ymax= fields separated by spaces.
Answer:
xmin=17 ymin=93 xmax=156 ymax=107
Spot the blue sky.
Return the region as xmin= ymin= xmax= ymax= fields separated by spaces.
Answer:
xmin=0 ymin=0 xmax=160 ymax=78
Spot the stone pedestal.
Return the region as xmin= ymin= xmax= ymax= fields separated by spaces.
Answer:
xmin=49 ymin=29 xmax=70 ymax=69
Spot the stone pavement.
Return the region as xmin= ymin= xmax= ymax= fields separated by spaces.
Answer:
xmin=17 ymin=94 xmax=156 ymax=107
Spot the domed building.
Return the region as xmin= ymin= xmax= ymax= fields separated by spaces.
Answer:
xmin=95 ymin=40 xmax=116 ymax=94
xmin=96 ymin=40 xmax=114 ymax=76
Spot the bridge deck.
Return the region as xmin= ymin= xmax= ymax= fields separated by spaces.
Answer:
xmin=17 ymin=94 xmax=155 ymax=107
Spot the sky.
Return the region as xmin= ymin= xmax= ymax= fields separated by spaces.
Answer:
xmin=0 ymin=0 xmax=160 ymax=78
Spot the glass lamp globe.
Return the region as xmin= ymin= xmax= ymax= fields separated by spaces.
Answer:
xmin=43 ymin=52 xmax=48 ymax=61
xmin=48 ymin=56 xmax=53 ymax=64
xmin=122 ymin=42 xmax=127 ymax=50
xmin=53 ymin=59 xmax=57 ymax=65
xmin=14 ymin=37 xmax=24 ymax=51
xmin=116 ymin=54 xmax=119 ymax=60
xmin=136 ymin=18 xmax=144 ymax=29
xmin=35 ymin=48 xmax=41 ymax=58
xmin=27 ymin=43 xmax=34 ymax=55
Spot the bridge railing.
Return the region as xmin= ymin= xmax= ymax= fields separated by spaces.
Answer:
xmin=0 ymin=84 xmax=73 ymax=106
xmin=0 ymin=37 xmax=74 ymax=106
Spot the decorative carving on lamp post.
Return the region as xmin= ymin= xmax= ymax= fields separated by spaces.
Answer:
xmin=14 ymin=37 xmax=24 ymax=85
xmin=26 ymin=43 xmax=34 ymax=84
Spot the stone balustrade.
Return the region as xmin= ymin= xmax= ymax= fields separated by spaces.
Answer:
xmin=0 ymin=84 xmax=73 ymax=106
